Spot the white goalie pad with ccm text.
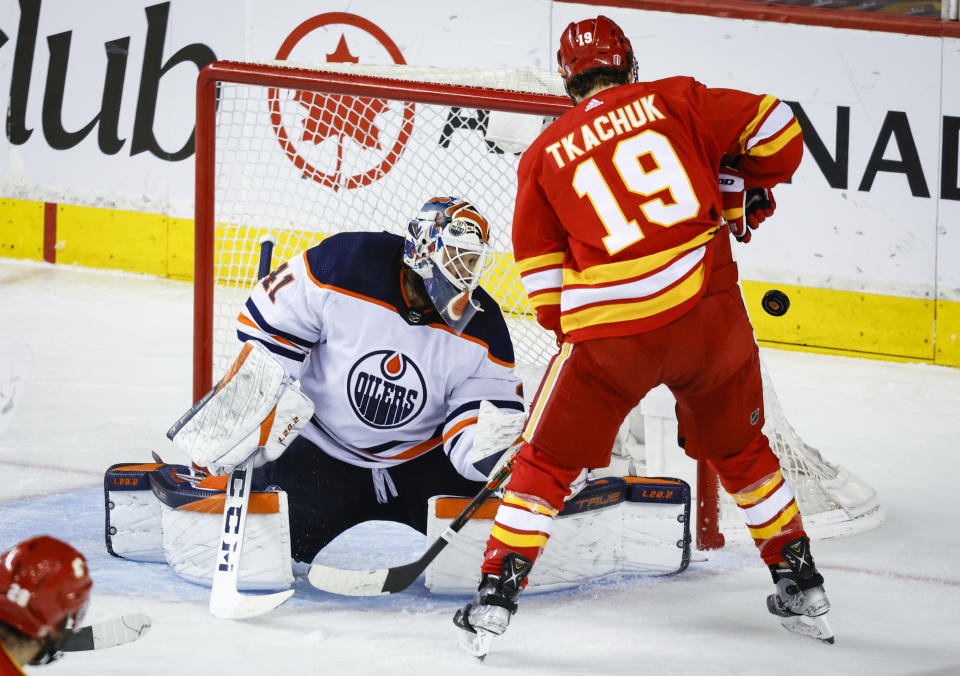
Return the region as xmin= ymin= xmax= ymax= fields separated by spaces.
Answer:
xmin=168 ymin=342 xmax=314 ymax=474
xmin=425 ymin=476 xmax=691 ymax=594
xmin=149 ymin=467 xmax=294 ymax=591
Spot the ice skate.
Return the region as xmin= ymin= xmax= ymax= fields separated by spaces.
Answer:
xmin=453 ymin=553 xmax=532 ymax=660
xmin=766 ymin=536 xmax=834 ymax=644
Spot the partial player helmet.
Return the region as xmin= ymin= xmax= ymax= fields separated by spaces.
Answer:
xmin=0 ymin=535 xmax=91 ymax=658
xmin=557 ymin=15 xmax=636 ymax=82
xmin=403 ymin=197 xmax=492 ymax=333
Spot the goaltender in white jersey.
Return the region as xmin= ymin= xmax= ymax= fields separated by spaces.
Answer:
xmin=239 ymin=218 xmax=521 ymax=484
xmin=104 ymin=196 xmax=691 ymax=596
xmin=191 ymin=197 xmax=522 ymax=567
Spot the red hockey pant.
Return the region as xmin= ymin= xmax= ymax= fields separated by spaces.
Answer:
xmin=483 ymin=286 xmax=806 ymax=574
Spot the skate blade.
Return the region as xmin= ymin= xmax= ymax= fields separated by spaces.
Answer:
xmin=458 ymin=628 xmax=496 ymax=660
xmin=779 ymin=614 xmax=835 ymax=644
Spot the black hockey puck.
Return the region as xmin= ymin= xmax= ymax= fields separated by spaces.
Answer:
xmin=761 ymin=289 xmax=790 ymax=317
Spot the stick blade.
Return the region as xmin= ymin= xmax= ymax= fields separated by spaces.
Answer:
xmin=210 ymin=588 xmax=294 ymax=620
xmin=60 ymin=613 xmax=152 ymax=652
xmin=307 ymin=564 xmax=389 ymax=596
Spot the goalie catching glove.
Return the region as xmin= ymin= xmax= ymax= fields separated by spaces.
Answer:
xmin=167 ymin=342 xmax=314 ymax=475
xmin=719 ymin=169 xmax=776 ymax=243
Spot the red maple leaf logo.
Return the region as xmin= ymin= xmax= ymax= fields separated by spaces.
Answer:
xmin=295 ymin=35 xmax=388 ymax=150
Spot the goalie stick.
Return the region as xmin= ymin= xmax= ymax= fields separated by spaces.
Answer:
xmin=59 ymin=613 xmax=152 ymax=652
xmin=206 ymin=235 xmax=294 ymax=619
xmin=308 ymin=454 xmax=515 ymax=596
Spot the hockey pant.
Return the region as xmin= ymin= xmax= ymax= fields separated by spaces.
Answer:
xmin=481 ymin=285 xmax=807 ymax=577
xmin=253 ymin=434 xmax=486 ymax=563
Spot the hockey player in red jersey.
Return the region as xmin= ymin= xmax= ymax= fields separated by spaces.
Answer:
xmin=454 ymin=15 xmax=832 ymax=656
xmin=0 ymin=536 xmax=92 ymax=672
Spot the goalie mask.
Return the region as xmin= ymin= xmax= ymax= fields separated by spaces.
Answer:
xmin=403 ymin=197 xmax=492 ymax=333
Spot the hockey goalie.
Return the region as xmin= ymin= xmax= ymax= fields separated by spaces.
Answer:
xmin=102 ymin=197 xmax=690 ymax=596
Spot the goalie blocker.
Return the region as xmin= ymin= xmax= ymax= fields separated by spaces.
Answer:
xmin=105 ymin=465 xmax=689 ymax=593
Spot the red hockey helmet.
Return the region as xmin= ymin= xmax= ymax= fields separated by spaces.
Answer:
xmin=0 ymin=536 xmax=92 ymax=640
xmin=557 ymin=15 xmax=634 ymax=81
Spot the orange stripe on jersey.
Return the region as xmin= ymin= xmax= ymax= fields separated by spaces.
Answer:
xmin=237 ymin=313 xmax=308 ymax=353
xmin=443 ymin=416 xmax=478 ymax=444
xmin=425 ymin=322 xmax=515 ymax=368
xmin=560 ymin=260 xmax=705 ymax=333
xmin=355 ymin=435 xmax=442 ymax=462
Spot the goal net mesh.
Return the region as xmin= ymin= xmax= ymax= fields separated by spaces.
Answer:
xmin=199 ymin=61 xmax=882 ymax=546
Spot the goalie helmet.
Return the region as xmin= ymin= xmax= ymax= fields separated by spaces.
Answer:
xmin=0 ymin=536 xmax=91 ymax=663
xmin=403 ymin=197 xmax=492 ymax=333
xmin=557 ymin=15 xmax=636 ymax=83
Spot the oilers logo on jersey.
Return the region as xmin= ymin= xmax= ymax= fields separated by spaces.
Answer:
xmin=347 ymin=350 xmax=427 ymax=429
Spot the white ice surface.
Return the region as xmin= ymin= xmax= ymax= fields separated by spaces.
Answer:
xmin=1 ymin=258 xmax=959 ymax=675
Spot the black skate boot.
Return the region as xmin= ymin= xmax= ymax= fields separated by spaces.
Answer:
xmin=766 ymin=536 xmax=834 ymax=644
xmin=453 ymin=552 xmax=532 ymax=659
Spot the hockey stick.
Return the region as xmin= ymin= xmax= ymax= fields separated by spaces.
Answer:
xmin=208 ymin=235 xmax=293 ymax=619
xmin=209 ymin=452 xmax=294 ymax=618
xmin=60 ymin=613 xmax=152 ymax=652
xmin=307 ymin=455 xmax=515 ymax=596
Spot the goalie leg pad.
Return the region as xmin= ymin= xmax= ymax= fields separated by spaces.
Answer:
xmin=104 ymin=462 xmax=192 ymax=562
xmin=149 ymin=469 xmax=294 ymax=591
xmin=425 ymin=476 xmax=691 ymax=594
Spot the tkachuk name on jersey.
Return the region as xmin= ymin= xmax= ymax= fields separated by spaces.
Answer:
xmin=544 ymin=94 xmax=666 ymax=168
xmin=347 ymin=351 xmax=426 ymax=429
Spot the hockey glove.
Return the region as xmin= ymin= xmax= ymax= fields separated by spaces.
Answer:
xmin=719 ymin=170 xmax=776 ymax=243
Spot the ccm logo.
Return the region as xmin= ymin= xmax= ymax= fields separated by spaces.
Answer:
xmin=719 ymin=178 xmax=736 ymax=185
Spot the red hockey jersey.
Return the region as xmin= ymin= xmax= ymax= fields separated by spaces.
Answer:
xmin=513 ymin=76 xmax=802 ymax=341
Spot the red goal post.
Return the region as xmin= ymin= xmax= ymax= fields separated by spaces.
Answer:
xmin=193 ymin=60 xmax=882 ymax=551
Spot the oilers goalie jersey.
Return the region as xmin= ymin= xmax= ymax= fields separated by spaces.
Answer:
xmin=236 ymin=231 xmax=525 ymax=482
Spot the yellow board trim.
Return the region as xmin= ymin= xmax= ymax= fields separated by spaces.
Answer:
xmin=0 ymin=198 xmax=44 ymax=261
xmin=742 ymin=280 xmax=935 ymax=361
xmin=2 ymin=198 xmax=958 ymax=368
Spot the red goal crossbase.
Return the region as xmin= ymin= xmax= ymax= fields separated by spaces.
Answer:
xmin=193 ymin=60 xmax=882 ymax=552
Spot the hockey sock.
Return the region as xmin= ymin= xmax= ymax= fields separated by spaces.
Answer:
xmin=710 ymin=438 xmax=808 ymax=565
xmin=480 ymin=491 xmax=558 ymax=579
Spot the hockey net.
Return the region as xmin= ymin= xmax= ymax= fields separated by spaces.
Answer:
xmin=194 ymin=60 xmax=883 ymax=549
